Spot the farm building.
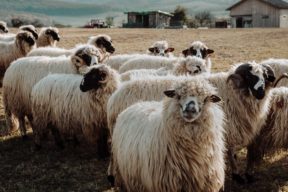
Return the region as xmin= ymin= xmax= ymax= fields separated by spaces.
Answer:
xmin=227 ymin=0 xmax=288 ymax=28
xmin=123 ymin=10 xmax=173 ymax=28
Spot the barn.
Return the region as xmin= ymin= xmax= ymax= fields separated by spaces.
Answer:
xmin=123 ymin=10 xmax=173 ymax=28
xmin=227 ymin=0 xmax=288 ymax=28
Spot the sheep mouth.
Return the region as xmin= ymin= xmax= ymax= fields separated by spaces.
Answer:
xmin=181 ymin=112 xmax=201 ymax=123
xmin=106 ymin=46 xmax=115 ymax=54
xmin=251 ymin=88 xmax=265 ymax=100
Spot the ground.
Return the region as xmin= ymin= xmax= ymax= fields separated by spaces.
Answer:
xmin=0 ymin=28 xmax=288 ymax=192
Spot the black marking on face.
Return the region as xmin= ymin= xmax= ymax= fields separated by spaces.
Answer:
xmin=80 ymin=54 xmax=92 ymax=66
xmin=182 ymin=47 xmax=214 ymax=58
xmin=22 ymin=27 xmax=38 ymax=39
xmin=80 ymin=67 xmax=108 ymax=92
xmin=46 ymin=29 xmax=60 ymax=41
xmin=149 ymin=47 xmax=160 ymax=54
xmin=0 ymin=25 xmax=8 ymax=33
xmin=231 ymin=64 xmax=270 ymax=100
xmin=24 ymin=35 xmax=35 ymax=46
xmin=96 ymin=37 xmax=115 ymax=53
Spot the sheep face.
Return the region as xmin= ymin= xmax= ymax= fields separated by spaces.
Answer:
xmin=0 ymin=22 xmax=8 ymax=33
xmin=20 ymin=25 xmax=38 ymax=40
xmin=164 ymin=80 xmax=221 ymax=122
xmin=91 ymin=35 xmax=115 ymax=54
xmin=182 ymin=41 xmax=214 ymax=58
xmin=148 ymin=41 xmax=174 ymax=57
xmin=183 ymin=56 xmax=207 ymax=75
xmin=45 ymin=28 xmax=60 ymax=41
xmin=71 ymin=46 xmax=102 ymax=73
xmin=80 ymin=65 xmax=109 ymax=92
xmin=16 ymin=31 xmax=36 ymax=52
xmin=227 ymin=63 xmax=275 ymax=100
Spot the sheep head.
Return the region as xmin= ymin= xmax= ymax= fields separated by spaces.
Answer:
xmin=20 ymin=25 xmax=38 ymax=40
xmin=44 ymin=27 xmax=60 ymax=41
xmin=0 ymin=21 xmax=8 ymax=33
xmin=164 ymin=79 xmax=221 ymax=123
xmin=182 ymin=41 xmax=214 ymax=58
xmin=16 ymin=31 xmax=36 ymax=55
xmin=227 ymin=62 xmax=275 ymax=100
xmin=88 ymin=34 xmax=115 ymax=54
xmin=80 ymin=64 xmax=110 ymax=92
xmin=175 ymin=56 xmax=208 ymax=76
xmin=148 ymin=40 xmax=174 ymax=57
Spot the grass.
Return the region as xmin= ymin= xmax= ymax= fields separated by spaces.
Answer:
xmin=1 ymin=28 xmax=288 ymax=192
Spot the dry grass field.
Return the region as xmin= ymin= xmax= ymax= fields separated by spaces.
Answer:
xmin=0 ymin=28 xmax=288 ymax=192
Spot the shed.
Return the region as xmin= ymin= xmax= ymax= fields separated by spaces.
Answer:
xmin=227 ymin=0 xmax=288 ymax=28
xmin=123 ymin=10 xmax=173 ymax=28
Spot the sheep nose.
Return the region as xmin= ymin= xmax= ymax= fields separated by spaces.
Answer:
xmin=185 ymin=107 xmax=197 ymax=113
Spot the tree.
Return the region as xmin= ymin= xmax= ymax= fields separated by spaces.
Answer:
xmin=106 ymin=16 xmax=114 ymax=28
xmin=171 ymin=5 xmax=188 ymax=26
xmin=195 ymin=11 xmax=213 ymax=27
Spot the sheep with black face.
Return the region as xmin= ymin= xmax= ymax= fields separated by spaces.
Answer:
xmin=37 ymin=27 xmax=60 ymax=47
xmin=111 ymin=78 xmax=225 ymax=191
xmin=88 ymin=34 xmax=115 ymax=54
xmin=0 ymin=31 xmax=36 ymax=80
xmin=0 ymin=25 xmax=38 ymax=42
xmin=182 ymin=41 xmax=214 ymax=72
xmin=0 ymin=21 xmax=8 ymax=34
xmin=208 ymin=62 xmax=276 ymax=183
xmin=2 ymin=44 xmax=101 ymax=137
xmin=31 ymin=64 xmax=120 ymax=158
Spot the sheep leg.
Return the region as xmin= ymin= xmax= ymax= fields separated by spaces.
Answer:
xmin=48 ymin=123 xmax=64 ymax=149
xmin=245 ymin=141 xmax=263 ymax=183
xmin=228 ymin=148 xmax=246 ymax=184
xmin=96 ymin=127 xmax=109 ymax=159
xmin=18 ymin=115 xmax=28 ymax=140
xmin=4 ymin=108 xmax=17 ymax=135
xmin=107 ymin=160 xmax=115 ymax=187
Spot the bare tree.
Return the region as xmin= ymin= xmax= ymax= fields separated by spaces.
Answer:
xmin=195 ymin=11 xmax=213 ymax=27
xmin=171 ymin=5 xmax=188 ymax=26
xmin=106 ymin=16 xmax=114 ymax=28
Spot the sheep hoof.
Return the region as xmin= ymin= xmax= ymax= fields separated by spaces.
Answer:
xmin=22 ymin=135 xmax=29 ymax=141
xmin=245 ymin=173 xmax=255 ymax=183
xmin=232 ymin=173 xmax=246 ymax=185
xmin=107 ymin=175 xmax=115 ymax=187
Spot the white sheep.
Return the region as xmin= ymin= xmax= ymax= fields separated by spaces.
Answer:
xmin=0 ymin=31 xmax=36 ymax=81
xmin=3 ymin=44 xmax=101 ymax=138
xmin=111 ymin=78 xmax=225 ymax=191
xmin=0 ymin=25 xmax=38 ymax=42
xmin=207 ymin=62 xmax=276 ymax=183
xmin=182 ymin=41 xmax=214 ymax=71
xmin=246 ymin=86 xmax=288 ymax=179
xmin=28 ymin=34 xmax=114 ymax=59
xmin=0 ymin=21 xmax=8 ymax=33
xmin=37 ymin=27 xmax=60 ymax=47
xmin=32 ymin=64 xmax=120 ymax=158
xmin=147 ymin=40 xmax=174 ymax=57
xmin=120 ymin=56 xmax=209 ymax=81
xmin=118 ymin=55 xmax=179 ymax=73
xmin=105 ymin=40 xmax=174 ymax=70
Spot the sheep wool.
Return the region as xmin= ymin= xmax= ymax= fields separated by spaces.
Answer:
xmin=37 ymin=27 xmax=60 ymax=47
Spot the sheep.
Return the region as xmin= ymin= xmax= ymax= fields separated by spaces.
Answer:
xmin=260 ymin=58 xmax=288 ymax=87
xmin=118 ymin=55 xmax=178 ymax=73
xmin=246 ymin=86 xmax=288 ymax=180
xmin=111 ymin=78 xmax=225 ymax=191
xmin=120 ymin=56 xmax=208 ymax=81
xmin=0 ymin=31 xmax=36 ymax=80
xmin=147 ymin=40 xmax=174 ymax=57
xmin=207 ymin=62 xmax=277 ymax=183
xmin=105 ymin=40 xmax=174 ymax=70
xmin=32 ymin=64 xmax=120 ymax=158
xmin=0 ymin=21 xmax=9 ymax=33
xmin=0 ymin=25 xmax=38 ymax=42
xmin=2 ymin=44 xmax=101 ymax=138
xmin=37 ymin=27 xmax=60 ymax=47
xmin=87 ymin=34 xmax=115 ymax=54
xmin=182 ymin=41 xmax=214 ymax=71
xmin=28 ymin=34 xmax=115 ymax=59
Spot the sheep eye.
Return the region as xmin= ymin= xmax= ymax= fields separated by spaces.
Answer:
xmin=194 ymin=70 xmax=199 ymax=74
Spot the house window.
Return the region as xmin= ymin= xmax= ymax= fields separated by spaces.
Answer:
xmin=262 ymin=15 xmax=269 ymax=19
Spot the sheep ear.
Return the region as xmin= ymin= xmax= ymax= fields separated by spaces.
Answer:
xmin=164 ymin=89 xmax=176 ymax=98
xmin=149 ymin=47 xmax=155 ymax=53
xmin=227 ymin=74 xmax=244 ymax=88
xmin=165 ymin=47 xmax=175 ymax=53
xmin=182 ymin=49 xmax=189 ymax=57
xmin=205 ymin=95 xmax=221 ymax=103
xmin=207 ymin=49 xmax=214 ymax=55
xmin=71 ymin=55 xmax=84 ymax=67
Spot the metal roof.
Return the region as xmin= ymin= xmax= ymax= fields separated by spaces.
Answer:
xmin=124 ymin=10 xmax=173 ymax=17
xmin=227 ymin=0 xmax=288 ymax=10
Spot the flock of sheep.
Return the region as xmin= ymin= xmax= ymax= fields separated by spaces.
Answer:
xmin=1 ymin=20 xmax=288 ymax=192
